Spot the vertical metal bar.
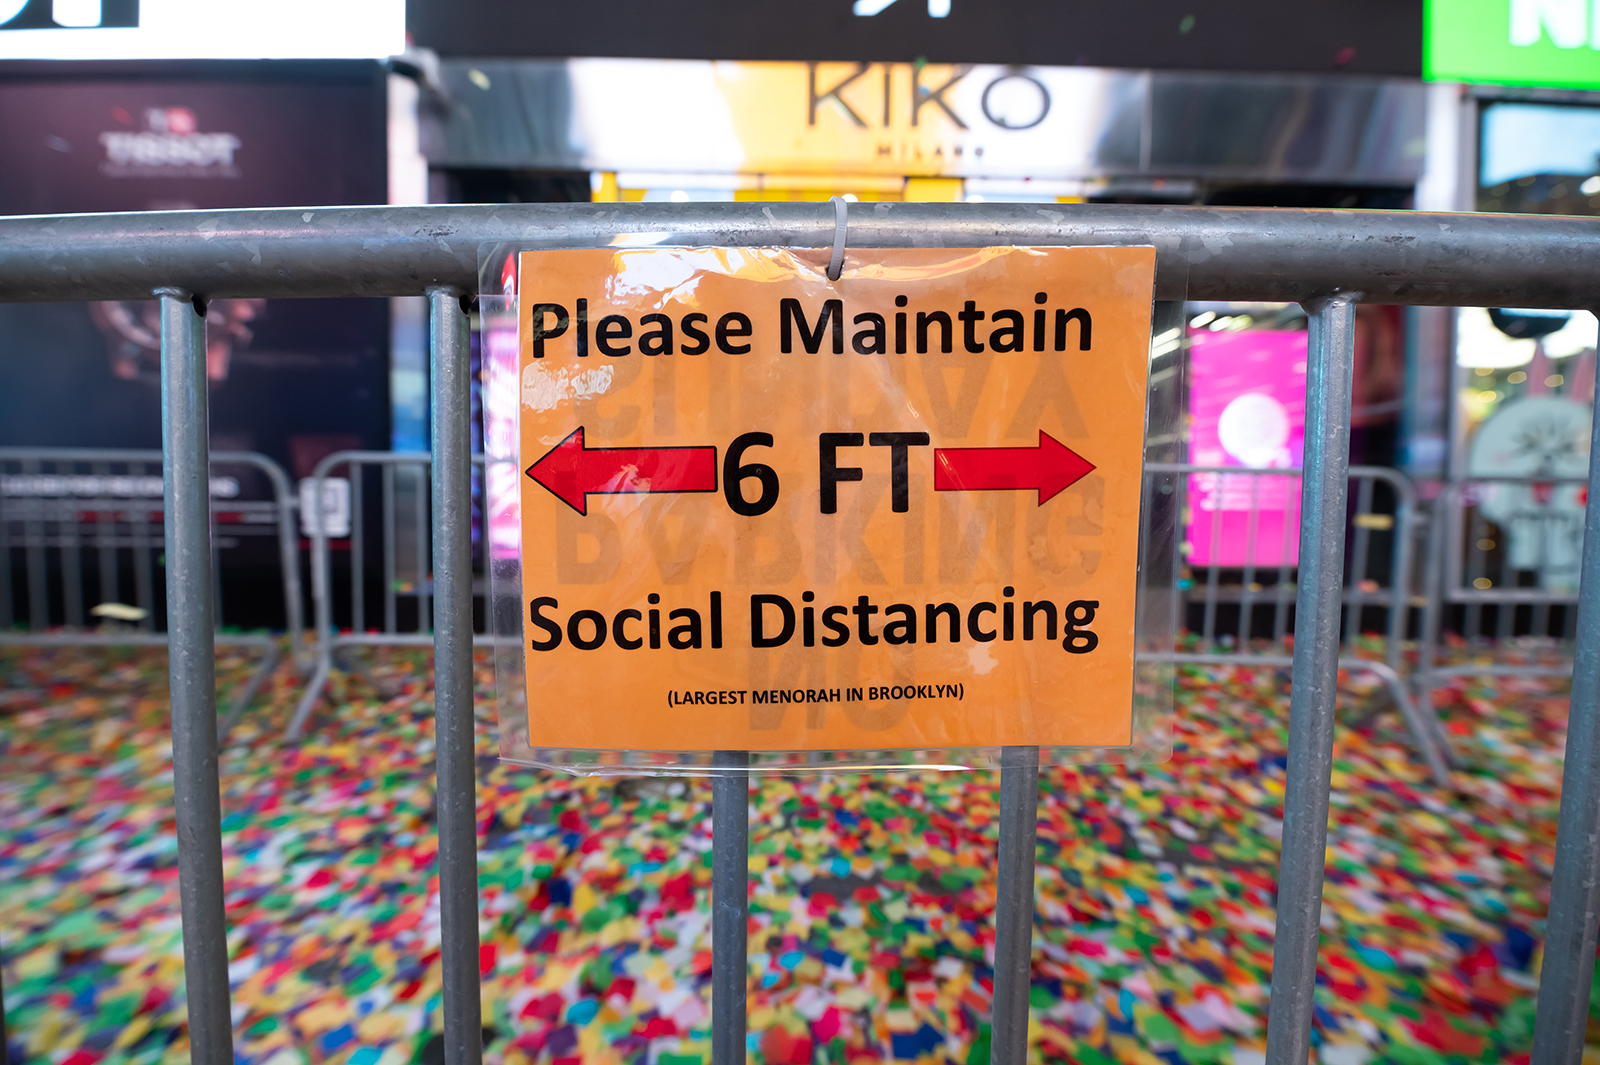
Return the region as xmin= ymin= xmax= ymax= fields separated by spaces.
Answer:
xmin=0 ymin=456 xmax=11 ymax=632
xmin=157 ymin=288 xmax=232 ymax=1063
xmin=1531 ymin=314 xmax=1600 ymax=1065
xmin=1201 ymin=475 xmax=1224 ymax=645
xmin=712 ymin=750 xmax=750 ymax=1065
xmin=286 ymin=459 xmax=335 ymax=739
xmin=60 ymin=468 xmax=84 ymax=630
xmin=418 ymin=463 xmax=432 ymax=633
xmin=1169 ymin=471 xmax=1185 ymax=645
xmin=1238 ymin=474 xmax=1263 ymax=646
xmin=1415 ymin=489 xmax=1450 ymax=725
xmin=1344 ymin=476 xmax=1376 ymax=650
xmin=1465 ymin=511 xmax=1487 ymax=642
xmin=210 ymin=493 xmax=224 ymax=629
xmin=1263 ymin=295 xmax=1356 ymax=1065
xmin=991 ymin=745 xmax=1040 ymax=1065
xmin=351 ymin=461 xmax=365 ymax=635
xmin=1272 ymin=474 xmax=1297 ymax=646
xmin=383 ymin=463 xmax=397 ymax=634
xmin=132 ymin=460 xmax=155 ymax=632
xmin=429 ymin=289 xmax=483 ymax=1065
xmin=265 ymin=460 xmax=305 ymax=666
xmin=95 ymin=460 xmax=118 ymax=612
xmin=23 ymin=458 xmax=47 ymax=632
xmin=1384 ymin=478 xmax=1415 ymax=678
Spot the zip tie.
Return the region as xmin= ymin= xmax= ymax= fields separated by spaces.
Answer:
xmin=826 ymin=196 xmax=849 ymax=282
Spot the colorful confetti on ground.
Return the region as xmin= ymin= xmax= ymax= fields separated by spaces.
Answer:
xmin=0 ymin=641 xmax=1585 ymax=1065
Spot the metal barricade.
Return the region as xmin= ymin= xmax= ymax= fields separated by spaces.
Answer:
xmin=1416 ymin=475 xmax=1584 ymax=699
xmin=0 ymin=446 xmax=303 ymax=733
xmin=287 ymin=449 xmax=504 ymax=738
xmin=1140 ymin=462 xmax=1451 ymax=785
xmin=4 ymin=203 xmax=1600 ymax=1065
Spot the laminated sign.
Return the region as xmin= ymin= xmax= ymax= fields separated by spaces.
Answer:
xmin=517 ymin=245 xmax=1155 ymax=752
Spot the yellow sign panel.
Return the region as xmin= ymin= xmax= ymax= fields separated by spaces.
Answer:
xmin=517 ymin=245 xmax=1154 ymax=752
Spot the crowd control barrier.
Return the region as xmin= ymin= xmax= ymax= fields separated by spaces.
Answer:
xmin=1415 ymin=476 xmax=1586 ymax=703
xmin=4 ymin=203 xmax=1600 ymax=1065
xmin=1140 ymin=462 xmax=1451 ymax=786
xmin=287 ymin=449 xmax=507 ymax=738
xmin=0 ymin=446 xmax=303 ymax=733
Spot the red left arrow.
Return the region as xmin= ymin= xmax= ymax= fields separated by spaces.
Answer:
xmin=933 ymin=431 xmax=1095 ymax=506
xmin=526 ymin=427 xmax=717 ymax=515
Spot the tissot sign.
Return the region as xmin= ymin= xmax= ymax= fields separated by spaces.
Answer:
xmin=0 ymin=0 xmax=401 ymax=58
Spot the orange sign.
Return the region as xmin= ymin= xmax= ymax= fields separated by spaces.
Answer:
xmin=517 ymin=245 xmax=1155 ymax=752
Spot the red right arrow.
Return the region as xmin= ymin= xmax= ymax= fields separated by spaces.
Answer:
xmin=933 ymin=431 xmax=1095 ymax=506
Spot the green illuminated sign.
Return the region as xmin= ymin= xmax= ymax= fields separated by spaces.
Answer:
xmin=1427 ymin=0 xmax=1600 ymax=88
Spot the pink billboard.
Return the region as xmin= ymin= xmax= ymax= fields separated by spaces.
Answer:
xmin=1186 ymin=328 xmax=1307 ymax=568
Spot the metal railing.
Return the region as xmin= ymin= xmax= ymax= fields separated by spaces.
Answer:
xmin=3 ymin=202 xmax=1600 ymax=1065
xmin=1140 ymin=462 xmax=1451 ymax=785
xmin=1416 ymin=475 xmax=1586 ymax=693
xmin=0 ymin=446 xmax=303 ymax=732
xmin=288 ymin=449 xmax=507 ymax=738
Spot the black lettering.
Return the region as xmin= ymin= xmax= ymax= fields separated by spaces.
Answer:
xmin=926 ymin=602 xmax=960 ymax=643
xmin=668 ymin=608 xmax=703 ymax=649
xmin=852 ymin=312 xmax=886 ymax=354
xmin=968 ymin=602 xmax=997 ymax=642
xmin=751 ymin=594 xmax=796 ymax=648
xmin=568 ymin=610 xmax=607 ymax=650
xmin=883 ymin=604 xmax=917 ymax=645
xmin=1002 ymin=586 xmax=1014 ymax=641
xmin=868 ymin=432 xmax=930 ymax=513
xmin=1033 ymin=293 xmax=1047 ymax=351
xmin=681 ymin=313 xmax=711 ymax=355
xmin=710 ymin=591 xmax=723 ymax=649
xmin=528 ymin=304 xmax=569 ymax=359
xmin=1055 ymin=308 xmax=1091 ymax=351
xmin=577 ymin=298 xmax=589 ymax=357
xmin=958 ymin=300 xmax=985 ymax=353
xmin=639 ymin=313 xmax=674 ymax=356
xmin=916 ymin=310 xmax=951 ymax=354
xmin=529 ymin=596 xmax=562 ymax=651
xmin=1064 ymin=599 xmax=1099 ymax=653
xmin=989 ymin=310 xmax=1024 ymax=353
xmin=808 ymin=61 xmax=870 ymax=127
xmin=895 ymin=296 xmax=908 ymax=353
xmin=819 ymin=432 xmax=864 ymax=514
xmin=822 ymin=606 xmax=850 ymax=647
xmin=597 ymin=314 xmax=632 ymax=357
xmin=781 ymin=298 xmax=844 ymax=354
xmin=648 ymin=592 xmax=661 ymax=649
xmin=911 ymin=63 xmax=970 ymax=128
xmin=724 ymin=432 xmax=780 ymax=517
xmin=1024 ymin=600 xmax=1057 ymax=641
xmin=802 ymin=591 xmax=816 ymax=647
xmin=717 ymin=312 xmax=752 ymax=354
xmin=613 ymin=608 xmax=643 ymax=650
xmin=853 ymin=595 xmax=880 ymax=646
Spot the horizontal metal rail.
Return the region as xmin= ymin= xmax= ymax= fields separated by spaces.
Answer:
xmin=0 ymin=203 xmax=1598 ymax=306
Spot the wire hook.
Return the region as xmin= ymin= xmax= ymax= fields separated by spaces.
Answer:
xmin=826 ymin=196 xmax=849 ymax=282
